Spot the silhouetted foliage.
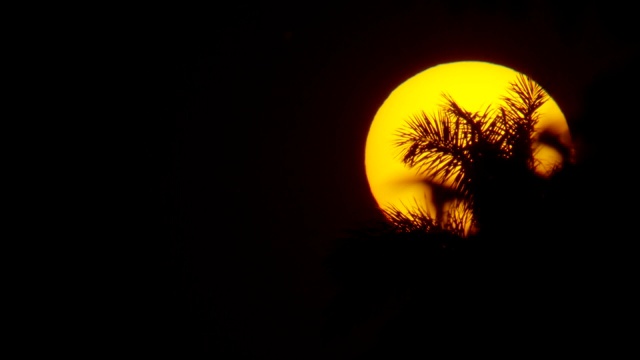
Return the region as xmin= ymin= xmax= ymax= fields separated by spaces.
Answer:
xmin=385 ymin=73 xmax=572 ymax=239
xmin=321 ymin=73 xmax=582 ymax=357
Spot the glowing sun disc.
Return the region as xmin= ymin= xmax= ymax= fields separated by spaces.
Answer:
xmin=364 ymin=61 xmax=572 ymax=225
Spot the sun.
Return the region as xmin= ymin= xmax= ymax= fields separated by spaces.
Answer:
xmin=364 ymin=61 xmax=572 ymax=227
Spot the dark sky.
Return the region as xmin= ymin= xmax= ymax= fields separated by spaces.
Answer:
xmin=136 ymin=1 xmax=637 ymax=358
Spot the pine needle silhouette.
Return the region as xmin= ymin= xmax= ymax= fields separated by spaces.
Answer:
xmin=383 ymin=73 xmax=569 ymax=238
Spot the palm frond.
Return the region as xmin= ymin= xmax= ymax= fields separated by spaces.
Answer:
xmin=393 ymin=110 xmax=469 ymax=190
xmin=430 ymin=198 xmax=474 ymax=238
xmin=389 ymin=72 xmax=556 ymax=238
xmin=502 ymin=73 xmax=548 ymax=120
xmin=380 ymin=198 xmax=439 ymax=234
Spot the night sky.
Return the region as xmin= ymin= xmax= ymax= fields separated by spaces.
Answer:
xmin=134 ymin=1 xmax=637 ymax=358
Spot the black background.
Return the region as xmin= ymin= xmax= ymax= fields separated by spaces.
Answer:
xmin=133 ymin=1 xmax=637 ymax=358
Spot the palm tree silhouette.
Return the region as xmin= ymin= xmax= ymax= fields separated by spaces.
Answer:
xmin=383 ymin=73 xmax=572 ymax=239
xmin=322 ymin=73 xmax=578 ymax=358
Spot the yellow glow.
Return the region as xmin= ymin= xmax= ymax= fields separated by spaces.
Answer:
xmin=364 ymin=61 xmax=572 ymax=223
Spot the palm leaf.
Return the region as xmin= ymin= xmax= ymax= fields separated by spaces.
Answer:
xmin=391 ymin=72 xmax=553 ymax=237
